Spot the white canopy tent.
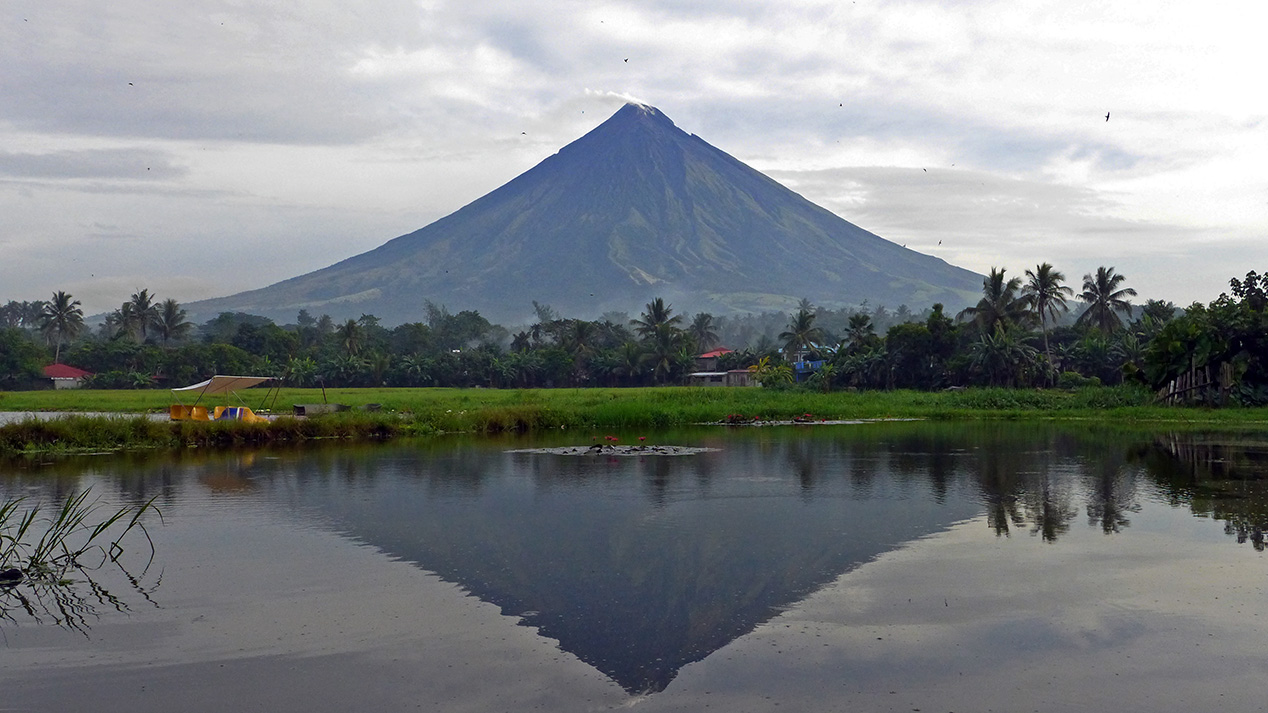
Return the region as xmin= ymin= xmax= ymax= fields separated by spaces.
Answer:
xmin=171 ymin=375 xmax=278 ymax=411
xmin=172 ymin=375 xmax=274 ymax=397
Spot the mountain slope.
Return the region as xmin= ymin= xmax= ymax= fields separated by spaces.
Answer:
xmin=189 ymin=104 xmax=981 ymax=324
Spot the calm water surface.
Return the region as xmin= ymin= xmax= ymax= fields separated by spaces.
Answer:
xmin=2 ymin=422 xmax=1266 ymax=712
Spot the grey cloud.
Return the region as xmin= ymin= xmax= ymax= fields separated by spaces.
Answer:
xmin=0 ymin=148 xmax=185 ymax=180
xmin=764 ymin=163 xmax=1226 ymax=303
xmin=768 ymin=165 xmax=1182 ymax=240
xmin=689 ymin=95 xmax=1144 ymax=176
xmin=1 ymin=1 xmax=419 ymax=144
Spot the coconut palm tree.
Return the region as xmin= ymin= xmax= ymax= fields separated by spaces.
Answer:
xmin=337 ymin=319 xmax=364 ymax=356
xmin=958 ymin=267 xmax=1030 ymax=334
xmin=1022 ymin=263 xmax=1073 ymax=366
xmin=613 ymin=342 xmax=644 ymax=386
xmin=779 ymin=308 xmax=825 ymax=357
xmin=39 ymin=291 xmax=84 ymax=364
xmin=641 ymin=324 xmax=689 ymax=385
xmin=562 ymin=320 xmax=598 ymax=360
xmin=127 ymin=289 xmax=160 ymax=342
xmin=630 ymin=297 xmax=683 ymax=340
xmin=844 ymin=313 xmax=877 ymax=353
xmin=155 ymin=298 xmax=192 ymax=345
xmin=3 ymin=300 xmax=47 ymax=329
xmin=688 ymin=312 xmax=719 ymax=351
xmin=1076 ymin=266 xmax=1137 ymax=333
xmin=108 ymin=302 xmax=141 ymax=341
xmin=562 ymin=320 xmax=600 ymax=383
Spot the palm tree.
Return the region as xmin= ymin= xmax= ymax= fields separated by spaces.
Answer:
xmin=613 ymin=342 xmax=644 ymax=386
xmin=958 ymin=267 xmax=1031 ymax=334
xmin=127 ymin=289 xmax=160 ymax=342
xmin=778 ymin=308 xmax=825 ymax=357
xmin=39 ymin=291 xmax=84 ymax=363
xmin=3 ymin=300 xmax=47 ymax=329
xmin=1022 ymin=263 xmax=1073 ymax=366
xmin=688 ymin=312 xmax=719 ymax=351
xmin=562 ymin=320 xmax=599 ymax=360
xmin=337 ymin=319 xmax=364 ymax=356
xmin=368 ymin=352 xmax=392 ymax=386
xmin=844 ymin=313 xmax=876 ymax=353
xmin=108 ymin=302 xmax=139 ymax=341
xmin=1076 ymin=266 xmax=1137 ymax=333
xmin=563 ymin=320 xmax=599 ymax=383
xmin=155 ymin=298 xmax=192 ymax=345
xmin=630 ymin=297 xmax=683 ymax=340
xmin=641 ymin=323 xmax=689 ymax=385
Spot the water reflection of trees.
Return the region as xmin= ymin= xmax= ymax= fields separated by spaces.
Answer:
xmin=1082 ymin=455 xmax=1140 ymax=534
xmin=6 ymin=426 xmax=1267 ymax=699
xmin=1136 ymin=432 xmax=1268 ymax=550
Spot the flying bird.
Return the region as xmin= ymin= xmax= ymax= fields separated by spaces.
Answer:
xmin=1105 ymin=112 xmax=1110 ymax=122
xmin=624 ymin=58 xmax=628 ymax=62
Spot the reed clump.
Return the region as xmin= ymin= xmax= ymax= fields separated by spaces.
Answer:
xmin=1 ymin=489 xmax=160 ymax=582
xmin=0 ymin=415 xmax=177 ymax=454
xmin=0 ymin=412 xmax=412 ymax=455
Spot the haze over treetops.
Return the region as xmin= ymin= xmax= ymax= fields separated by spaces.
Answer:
xmin=189 ymin=103 xmax=982 ymax=325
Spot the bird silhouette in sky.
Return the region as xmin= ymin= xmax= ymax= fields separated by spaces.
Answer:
xmin=1105 ymin=112 xmax=1110 ymax=122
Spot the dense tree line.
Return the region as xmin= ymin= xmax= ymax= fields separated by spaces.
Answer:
xmin=1 ymin=266 xmax=1264 ymax=404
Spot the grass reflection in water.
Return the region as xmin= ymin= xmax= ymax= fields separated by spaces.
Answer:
xmin=1 ymin=489 xmax=162 ymax=631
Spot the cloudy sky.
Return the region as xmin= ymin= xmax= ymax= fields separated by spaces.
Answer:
xmin=3 ymin=0 xmax=1265 ymax=315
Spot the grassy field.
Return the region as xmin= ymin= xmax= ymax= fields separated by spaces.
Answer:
xmin=3 ymin=385 xmax=1267 ymax=455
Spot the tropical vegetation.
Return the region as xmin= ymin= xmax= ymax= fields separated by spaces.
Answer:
xmin=1 ymin=266 xmax=1265 ymax=406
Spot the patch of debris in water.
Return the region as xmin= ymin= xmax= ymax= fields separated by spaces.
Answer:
xmin=507 ymin=444 xmax=719 ymax=456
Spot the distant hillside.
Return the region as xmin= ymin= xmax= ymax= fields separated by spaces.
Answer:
xmin=188 ymin=103 xmax=981 ymax=325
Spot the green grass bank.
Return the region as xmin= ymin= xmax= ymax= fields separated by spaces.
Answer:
xmin=3 ymin=385 xmax=1268 ymax=455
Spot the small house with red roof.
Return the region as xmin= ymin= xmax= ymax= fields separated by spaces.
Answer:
xmin=689 ymin=348 xmax=753 ymax=387
xmin=43 ymin=364 xmax=93 ymax=389
xmin=694 ymin=348 xmax=733 ymax=373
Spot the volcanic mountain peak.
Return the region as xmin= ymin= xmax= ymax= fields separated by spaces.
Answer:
xmin=607 ymin=101 xmax=673 ymax=125
xmin=187 ymin=103 xmax=981 ymax=325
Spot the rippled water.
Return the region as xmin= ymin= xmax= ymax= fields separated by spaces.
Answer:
xmin=2 ymin=422 xmax=1266 ymax=712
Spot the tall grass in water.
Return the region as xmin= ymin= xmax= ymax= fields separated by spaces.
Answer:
xmin=0 ymin=412 xmax=417 ymax=455
xmin=1 ymin=489 xmax=161 ymax=580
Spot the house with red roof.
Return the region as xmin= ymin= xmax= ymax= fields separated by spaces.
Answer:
xmin=694 ymin=348 xmax=733 ymax=372
xmin=688 ymin=348 xmax=753 ymax=387
xmin=43 ymin=364 xmax=93 ymax=389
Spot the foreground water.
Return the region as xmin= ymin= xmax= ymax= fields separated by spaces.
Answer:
xmin=2 ymin=422 xmax=1266 ymax=712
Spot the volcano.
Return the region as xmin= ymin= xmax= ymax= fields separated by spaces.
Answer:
xmin=188 ymin=103 xmax=981 ymax=324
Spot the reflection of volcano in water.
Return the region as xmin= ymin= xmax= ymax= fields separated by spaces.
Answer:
xmin=281 ymin=435 xmax=983 ymax=694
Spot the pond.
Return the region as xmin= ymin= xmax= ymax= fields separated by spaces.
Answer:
xmin=2 ymin=422 xmax=1267 ymax=712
